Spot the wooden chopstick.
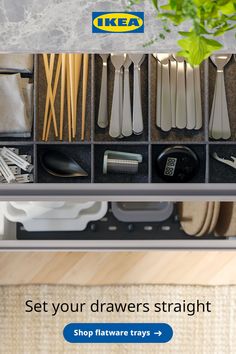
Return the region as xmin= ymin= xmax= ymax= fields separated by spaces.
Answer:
xmin=66 ymin=54 xmax=72 ymax=142
xmin=68 ymin=54 xmax=75 ymax=138
xmin=59 ymin=54 xmax=66 ymax=140
xmin=43 ymin=53 xmax=88 ymax=142
xmin=45 ymin=54 xmax=62 ymax=141
xmin=42 ymin=54 xmax=54 ymax=140
xmin=74 ymin=54 xmax=82 ymax=139
xmin=42 ymin=53 xmax=58 ymax=138
xmin=81 ymin=53 xmax=89 ymax=141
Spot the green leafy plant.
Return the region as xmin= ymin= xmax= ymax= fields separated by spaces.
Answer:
xmin=127 ymin=0 xmax=236 ymax=65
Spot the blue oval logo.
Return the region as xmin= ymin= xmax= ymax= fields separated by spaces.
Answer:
xmin=92 ymin=12 xmax=144 ymax=33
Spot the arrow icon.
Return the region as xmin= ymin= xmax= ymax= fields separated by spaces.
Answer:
xmin=154 ymin=331 xmax=162 ymax=337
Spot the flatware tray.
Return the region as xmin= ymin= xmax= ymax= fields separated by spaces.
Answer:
xmin=0 ymin=54 xmax=236 ymax=197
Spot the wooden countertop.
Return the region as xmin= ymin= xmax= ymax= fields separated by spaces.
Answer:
xmin=1 ymin=251 xmax=236 ymax=285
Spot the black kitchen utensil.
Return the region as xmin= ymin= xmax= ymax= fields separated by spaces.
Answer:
xmin=156 ymin=146 xmax=199 ymax=182
xmin=41 ymin=150 xmax=88 ymax=177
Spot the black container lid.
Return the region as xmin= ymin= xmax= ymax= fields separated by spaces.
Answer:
xmin=156 ymin=146 xmax=199 ymax=183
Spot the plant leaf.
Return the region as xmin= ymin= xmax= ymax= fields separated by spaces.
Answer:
xmin=159 ymin=12 xmax=184 ymax=24
xmin=178 ymin=34 xmax=223 ymax=65
xmin=146 ymin=0 xmax=236 ymax=65
xmin=178 ymin=31 xmax=193 ymax=37
xmin=151 ymin=0 xmax=158 ymax=9
xmin=219 ymin=2 xmax=236 ymax=15
xmin=202 ymin=36 xmax=223 ymax=50
xmin=160 ymin=4 xmax=172 ymax=11
xmin=214 ymin=23 xmax=236 ymax=36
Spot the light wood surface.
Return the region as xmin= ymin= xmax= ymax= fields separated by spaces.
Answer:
xmin=1 ymin=252 xmax=236 ymax=285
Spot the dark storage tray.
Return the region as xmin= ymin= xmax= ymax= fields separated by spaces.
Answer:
xmin=16 ymin=203 xmax=226 ymax=240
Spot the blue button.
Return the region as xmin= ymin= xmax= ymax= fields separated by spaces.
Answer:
xmin=63 ymin=323 xmax=173 ymax=344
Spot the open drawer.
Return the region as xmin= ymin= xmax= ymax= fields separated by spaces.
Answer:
xmin=0 ymin=53 xmax=236 ymax=199
xmin=0 ymin=201 xmax=236 ymax=250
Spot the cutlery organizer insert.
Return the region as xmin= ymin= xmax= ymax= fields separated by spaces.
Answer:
xmin=150 ymin=55 xmax=206 ymax=143
xmin=0 ymin=53 xmax=236 ymax=190
xmin=209 ymin=55 xmax=236 ymax=141
xmin=94 ymin=54 xmax=149 ymax=142
xmin=0 ymin=70 xmax=34 ymax=143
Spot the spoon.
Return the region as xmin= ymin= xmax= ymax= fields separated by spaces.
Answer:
xmin=193 ymin=65 xmax=202 ymax=130
xmin=186 ymin=62 xmax=196 ymax=130
xmin=109 ymin=53 xmax=126 ymax=138
xmin=210 ymin=54 xmax=232 ymax=140
xmin=129 ymin=53 xmax=145 ymax=135
xmin=122 ymin=56 xmax=132 ymax=137
xmin=41 ymin=150 xmax=88 ymax=177
xmin=97 ymin=54 xmax=109 ymax=128
xmin=156 ymin=53 xmax=172 ymax=132
xmin=169 ymin=55 xmax=177 ymax=128
xmin=153 ymin=53 xmax=162 ymax=128
xmin=173 ymin=55 xmax=187 ymax=129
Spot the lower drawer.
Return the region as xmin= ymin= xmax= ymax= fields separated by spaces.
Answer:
xmin=1 ymin=202 xmax=235 ymax=250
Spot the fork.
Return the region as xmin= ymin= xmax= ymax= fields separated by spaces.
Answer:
xmin=156 ymin=53 xmax=172 ymax=132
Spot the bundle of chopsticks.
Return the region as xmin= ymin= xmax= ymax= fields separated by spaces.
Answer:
xmin=42 ymin=53 xmax=89 ymax=142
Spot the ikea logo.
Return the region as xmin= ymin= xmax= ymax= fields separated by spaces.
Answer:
xmin=92 ymin=12 xmax=144 ymax=33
